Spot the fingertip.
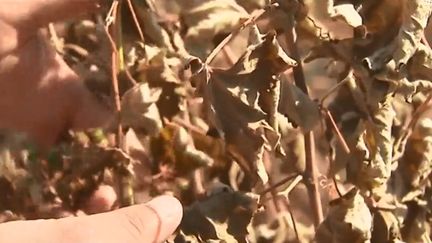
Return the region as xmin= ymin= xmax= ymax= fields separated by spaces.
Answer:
xmin=145 ymin=195 xmax=183 ymax=220
xmin=57 ymin=196 xmax=183 ymax=243
xmin=145 ymin=195 xmax=183 ymax=242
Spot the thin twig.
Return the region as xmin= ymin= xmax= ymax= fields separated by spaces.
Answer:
xmin=63 ymin=44 xmax=89 ymax=58
xmin=283 ymin=200 xmax=300 ymax=242
xmin=323 ymin=108 xmax=351 ymax=154
xmin=126 ymin=0 xmax=145 ymax=42
xmin=319 ymin=76 xmax=350 ymax=104
xmin=277 ymin=175 xmax=303 ymax=197
xmin=171 ymin=116 xmax=206 ymax=135
xmin=106 ymin=0 xmax=118 ymax=20
xmin=106 ymin=1 xmax=134 ymax=206
xmin=103 ymin=27 xmax=118 ymax=55
xmin=109 ymin=2 xmax=123 ymax=147
xmin=263 ymin=150 xmax=282 ymax=212
xmin=205 ymin=3 xmax=278 ymax=65
xmin=258 ymin=175 xmax=303 ymax=206
xmin=285 ymin=7 xmax=323 ymax=227
xmin=332 ymin=176 xmax=343 ymax=198
xmin=259 ymin=173 xmax=300 ymax=195
xmin=124 ymin=68 xmax=138 ymax=85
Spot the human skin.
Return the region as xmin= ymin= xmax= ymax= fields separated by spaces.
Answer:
xmin=0 ymin=195 xmax=183 ymax=243
xmin=0 ymin=1 xmax=183 ymax=242
xmin=0 ymin=0 xmax=110 ymax=148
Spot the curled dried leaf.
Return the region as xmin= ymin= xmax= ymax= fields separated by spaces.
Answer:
xmin=392 ymin=0 xmax=432 ymax=68
xmin=316 ymin=188 xmax=372 ymax=243
xmin=400 ymin=117 xmax=432 ymax=188
xmin=121 ymin=83 xmax=163 ymax=136
xmin=181 ymin=0 xmax=249 ymax=57
xmin=178 ymin=183 xmax=259 ymax=242
xmin=189 ymin=28 xmax=296 ymax=186
xmin=351 ymin=101 xmax=395 ymax=194
xmin=303 ymin=0 xmax=362 ymax=40
xmin=280 ymin=82 xmax=321 ymax=132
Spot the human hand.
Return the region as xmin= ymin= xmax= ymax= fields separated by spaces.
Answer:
xmin=0 ymin=195 xmax=183 ymax=243
xmin=0 ymin=0 xmax=111 ymax=148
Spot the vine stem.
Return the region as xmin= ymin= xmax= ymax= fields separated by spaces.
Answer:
xmin=284 ymin=200 xmax=300 ymax=242
xmin=323 ymin=108 xmax=350 ymax=154
xmin=104 ymin=1 xmax=124 ymax=147
xmin=105 ymin=0 xmax=135 ymax=206
xmin=285 ymin=8 xmax=323 ymax=227
xmin=126 ymin=0 xmax=145 ymax=42
xmin=258 ymin=173 xmax=300 ymax=195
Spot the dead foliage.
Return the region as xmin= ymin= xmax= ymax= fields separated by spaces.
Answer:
xmin=3 ymin=0 xmax=432 ymax=242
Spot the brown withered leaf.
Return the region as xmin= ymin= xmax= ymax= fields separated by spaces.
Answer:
xmin=0 ymin=131 xmax=31 ymax=187
xmin=279 ymin=81 xmax=321 ymax=132
xmin=304 ymin=38 xmax=354 ymax=64
xmin=303 ymin=0 xmax=362 ymax=40
xmin=371 ymin=210 xmax=402 ymax=243
xmin=177 ymin=183 xmax=259 ymax=242
xmin=136 ymin=45 xmax=186 ymax=119
xmin=361 ymin=0 xmax=431 ymax=75
xmin=351 ymin=100 xmax=395 ymax=195
xmin=151 ymin=124 xmax=214 ymax=176
xmin=315 ymin=188 xmax=372 ymax=243
xmin=400 ymin=117 xmax=432 ymax=188
xmin=354 ymin=0 xmax=403 ymax=70
xmin=251 ymin=211 xmax=312 ymax=243
xmin=392 ymin=0 xmax=432 ymax=68
xmin=0 ymin=150 xmax=28 ymax=187
xmin=191 ymin=130 xmax=231 ymax=170
xmin=120 ymin=83 xmax=163 ymax=136
xmin=188 ymin=27 xmax=296 ymax=186
xmin=235 ymin=0 xmax=267 ymax=12
xmin=182 ymin=0 xmax=248 ymax=39
xmin=54 ymin=136 xmax=137 ymax=209
xmin=401 ymin=201 xmax=431 ymax=243
xmin=180 ymin=0 xmax=249 ymax=57
xmin=173 ymin=126 xmax=214 ymax=172
xmin=408 ymin=43 xmax=432 ymax=80
xmin=132 ymin=0 xmax=176 ymax=51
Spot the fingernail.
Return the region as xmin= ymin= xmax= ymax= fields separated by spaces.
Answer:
xmin=145 ymin=195 xmax=183 ymax=242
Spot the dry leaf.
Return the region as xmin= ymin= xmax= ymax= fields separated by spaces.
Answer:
xmin=351 ymin=100 xmax=395 ymax=194
xmin=392 ymin=0 xmax=432 ymax=68
xmin=151 ymin=125 xmax=214 ymax=176
xmin=181 ymin=0 xmax=249 ymax=57
xmin=371 ymin=210 xmax=402 ymax=243
xmin=189 ymin=27 xmax=296 ymax=186
xmin=279 ymin=81 xmax=321 ymax=132
xmin=178 ymin=183 xmax=259 ymax=242
xmin=121 ymin=83 xmax=163 ymax=136
xmin=136 ymin=45 xmax=186 ymax=119
xmin=303 ymin=0 xmax=362 ymax=40
xmin=316 ymin=188 xmax=372 ymax=243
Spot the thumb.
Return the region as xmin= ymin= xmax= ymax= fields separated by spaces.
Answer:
xmin=0 ymin=196 xmax=183 ymax=243
xmin=107 ymin=195 xmax=183 ymax=242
